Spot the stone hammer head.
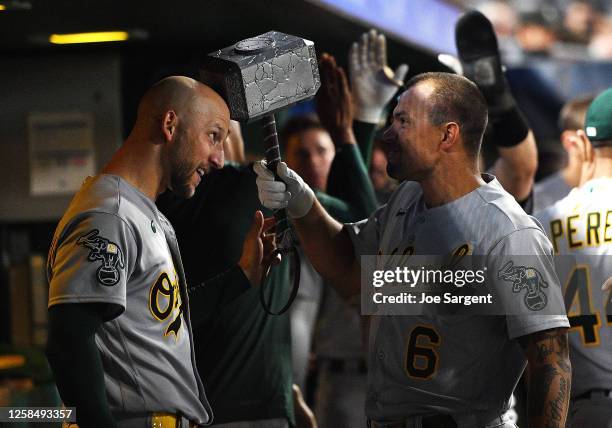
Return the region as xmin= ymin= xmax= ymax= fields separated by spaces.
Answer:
xmin=200 ymin=31 xmax=321 ymax=122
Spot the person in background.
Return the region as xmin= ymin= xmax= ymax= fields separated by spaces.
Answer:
xmin=535 ymin=87 xmax=612 ymax=428
xmin=559 ymin=1 xmax=596 ymax=44
xmin=307 ymin=30 xmax=405 ymax=428
xmin=440 ymin=10 xmax=539 ymax=212
xmin=280 ymin=48 xmax=382 ymax=399
xmin=534 ymin=94 xmax=595 ymax=212
xmin=369 ymin=138 xmax=398 ymax=205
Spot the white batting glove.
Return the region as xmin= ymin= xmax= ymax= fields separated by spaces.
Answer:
xmin=253 ymin=160 xmax=315 ymax=219
xmin=349 ymin=29 xmax=408 ymax=124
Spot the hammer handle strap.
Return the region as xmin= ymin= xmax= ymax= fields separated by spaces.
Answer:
xmin=259 ymin=246 xmax=301 ymax=315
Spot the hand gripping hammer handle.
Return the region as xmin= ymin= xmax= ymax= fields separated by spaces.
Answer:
xmin=260 ymin=113 xmax=300 ymax=315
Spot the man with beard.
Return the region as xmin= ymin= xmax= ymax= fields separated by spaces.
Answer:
xmin=254 ymin=72 xmax=571 ymax=428
xmin=46 ymin=76 xmax=275 ymax=428
xmin=156 ymin=52 xmax=379 ymax=428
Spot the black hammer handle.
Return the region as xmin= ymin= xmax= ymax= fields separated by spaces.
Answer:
xmin=262 ymin=114 xmax=288 ymax=234
xmin=259 ymin=114 xmax=301 ymax=315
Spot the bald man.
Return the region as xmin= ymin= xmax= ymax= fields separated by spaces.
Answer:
xmin=46 ymin=77 xmax=274 ymax=428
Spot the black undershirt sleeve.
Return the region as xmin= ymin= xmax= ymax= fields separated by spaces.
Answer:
xmin=353 ymin=119 xmax=378 ymax=166
xmin=46 ymin=303 xmax=117 ymax=428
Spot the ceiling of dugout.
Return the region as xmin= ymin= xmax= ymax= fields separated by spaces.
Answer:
xmin=0 ymin=0 xmax=446 ymax=71
xmin=0 ymin=0 xmax=452 ymax=134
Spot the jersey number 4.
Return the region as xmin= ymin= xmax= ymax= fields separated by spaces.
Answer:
xmin=405 ymin=325 xmax=441 ymax=379
xmin=564 ymin=265 xmax=612 ymax=346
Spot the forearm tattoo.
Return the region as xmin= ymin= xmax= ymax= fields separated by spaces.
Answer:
xmin=520 ymin=329 xmax=571 ymax=428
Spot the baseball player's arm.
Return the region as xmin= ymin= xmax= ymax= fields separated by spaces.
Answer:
xmin=445 ymin=10 xmax=537 ymax=202
xmin=46 ymin=303 xmax=117 ymax=428
xmin=187 ymin=265 xmax=250 ymax=328
xmin=518 ymin=327 xmax=571 ymax=428
xmin=292 ymin=198 xmax=361 ymax=299
xmin=353 ymin=119 xmax=378 ymax=166
xmin=348 ymin=28 xmax=408 ymax=165
xmin=323 ymin=143 xmax=378 ymax=222
xmin=188 ymin=211 xmax=277 ymax=327
xmin=254 ymin=162 xmax=371 ymax=298
xmin=314 ymin=53 xmax=378 ymax=222
xmin=491 ymin=130 xmax=538 ymax=202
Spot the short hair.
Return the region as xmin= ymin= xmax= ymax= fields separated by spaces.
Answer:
xmin=280 ymin=114 xmax=324 ymax=148
xmin=404 ymin=72 xmax=488 ymax=158
xmin=558 ymin=95 xmax=595 ymax=131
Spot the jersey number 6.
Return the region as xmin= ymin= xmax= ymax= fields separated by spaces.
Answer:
xmin=405 ymin=325 xmax=441 ymax=379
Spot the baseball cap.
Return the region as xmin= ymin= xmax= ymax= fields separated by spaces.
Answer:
xmin=585 ymin=87 xmax=612 ymax=145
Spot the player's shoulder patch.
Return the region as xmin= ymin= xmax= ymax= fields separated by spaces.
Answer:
xmin=497 ymin=260 xmax=549 ymax=311
xmin=77 ymin=229 xmax=125 ymax=286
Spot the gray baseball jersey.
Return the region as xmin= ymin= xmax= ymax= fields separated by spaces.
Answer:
xmin=535 ymin=177 xmax=612 ymax=398
xmin=314 ymin=285 xmax=364 ymax=360
xmin=533 ymin=171 xmax=572 ymax=213
xmin=346 ymin=174 xmax=569 ymax=421
xmin=47 ymin=174 xmax=212 ymax=425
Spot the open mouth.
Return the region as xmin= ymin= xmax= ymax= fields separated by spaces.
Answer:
xmin=196 ymin=167 xmax=206 ymax=178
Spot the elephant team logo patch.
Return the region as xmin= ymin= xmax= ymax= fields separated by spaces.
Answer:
xmin=497 ymin=261 xmax=549 ymax=311
xmin=77 ymin=229 xmax=125 ymax=286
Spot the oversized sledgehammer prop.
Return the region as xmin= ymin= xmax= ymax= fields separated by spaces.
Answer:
xmin=200 ymin=31 xmax=321 ymax=314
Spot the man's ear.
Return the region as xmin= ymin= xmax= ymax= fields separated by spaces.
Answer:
xmin=161 ymin=110 xmax=178 ymax=143
xmin=440 ymin=122 xmax=460 ymax=150
xmin=561 ymin=130 xmax=578 ymax=152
